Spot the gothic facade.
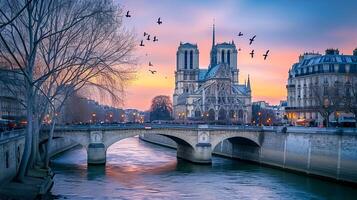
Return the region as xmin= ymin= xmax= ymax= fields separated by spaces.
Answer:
xmin=173 ymin=25 xmax=252 ymax=123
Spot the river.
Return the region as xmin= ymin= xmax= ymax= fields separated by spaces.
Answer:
xmin=49 ymin=137 xmax=357 ymax=200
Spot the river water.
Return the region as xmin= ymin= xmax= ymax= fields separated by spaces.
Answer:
xmin=50 ymin=137 xmax=357 ymax=200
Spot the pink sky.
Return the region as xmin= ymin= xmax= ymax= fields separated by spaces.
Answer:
xmin=110 ymin=0 xmax=357 ymax=111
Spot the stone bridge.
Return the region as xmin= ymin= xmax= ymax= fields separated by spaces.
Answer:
xmin=41 ymin=124 xmax=264 ymax=165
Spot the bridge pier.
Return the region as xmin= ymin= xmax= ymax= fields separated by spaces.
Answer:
xmin=87 ymin=143 xmax=106 ymax=165
xmin=177 ymin=143 xmax=212 ymax=164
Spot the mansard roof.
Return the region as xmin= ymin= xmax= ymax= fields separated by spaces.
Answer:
xmin=291 ymin=49 xmax=357 ymax=71
xmin=289 ymin=51 xmax=357 ymax=77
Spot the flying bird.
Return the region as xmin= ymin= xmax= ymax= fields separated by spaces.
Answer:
xmin=153 ymin=36 xmax=158 ymax=42
xmin=263 ymin=50 xmax=270 ymax=60
xmin=140 ymin=40 xmax=144 ymax=47
xmin=238 ymin=32 xmax=243 ymax=37
xmin=249 ymin=35 xmax=256 ymax=45
xmin=125 ymin=11 xmax=131 ymax=18
xmin=157 ymin=17 xmax=162 ymax=25
xmin=146 ymin=34 xmax=150 ymax=41
xmin=144 ymin=32 xmax=148 ymax=37
xmin=238 ymin=48 xmax=242 ymax=51
xmin=149 ymin=62 xmax=153 ymax=67
xmin=149 ymin=70 xmax=157 ymax=74
xmin=250 ymin=50 xmax=254 ymax=58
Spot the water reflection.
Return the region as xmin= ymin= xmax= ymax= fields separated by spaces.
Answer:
xmin=50 ymin=137 xmax=357 ymax=200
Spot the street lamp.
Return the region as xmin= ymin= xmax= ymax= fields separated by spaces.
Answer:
xmin=92 ymin=113 xmax=96 ymax=124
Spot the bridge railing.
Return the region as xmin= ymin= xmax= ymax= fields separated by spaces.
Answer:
xmin=46 ymin=123 xmax=357 ymax=135
xmin=49 ymin=123 xmax=265 ymax=132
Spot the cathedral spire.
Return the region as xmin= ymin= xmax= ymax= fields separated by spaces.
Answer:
xmin=247 ymin=74 xmax=251 ymax=92
xmin=212 ymin=19 xmax=215 ymax=47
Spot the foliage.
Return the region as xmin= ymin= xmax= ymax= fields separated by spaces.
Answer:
xmin=149 ymin=95 xmax=173 ymax=121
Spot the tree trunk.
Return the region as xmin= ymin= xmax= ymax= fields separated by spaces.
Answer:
xmin=28 ymin=117 xmax=40 ymax=168
xmin=16 ymin=91 xmax=34 ymax=182
xmin=45 ymin=116 xmax=56 ymax=168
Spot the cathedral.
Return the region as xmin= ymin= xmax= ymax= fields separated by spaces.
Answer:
xmin=173 ymin=24 xmax=252 ymax=123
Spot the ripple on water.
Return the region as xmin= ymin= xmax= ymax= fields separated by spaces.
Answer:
xmin=50 ymin=137 xmax=357 ymax=200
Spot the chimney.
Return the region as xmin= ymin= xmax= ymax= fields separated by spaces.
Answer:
xmin=325 ymin=48 xmax=339 ymax=55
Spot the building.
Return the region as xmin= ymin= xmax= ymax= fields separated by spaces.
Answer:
xmin=60 ymin=94 xmax=126 ymax=124
xmin=173 ymin=24 xmax=252 ymax=123
xmin=252 ymin=100 xmax=287 ymax=125
xmin=0 ymin=68 xmax=26 ymax=121
xmin=286 ymin=48 xmax=357 ymax=126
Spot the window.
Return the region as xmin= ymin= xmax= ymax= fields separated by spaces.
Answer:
xmin=329 ymin=64 xmax=334 ymax=72
xmin=190 ymin=50 xmax=193 ymax=69
xmin=17 ymin=146 xmax=21 ymax=165
xmin=184 ymin=50 xmax=187 ymax=69
xmin=221 ymin=50 xmax=225 ymax=63
xmin=227 ymin=50 xmax=231 ymax=65
xmin=339 ymin=64 xmax=346 ymax=73
xmin=5 ymin=151 xmax=9 ymax=168
xmin=318 ymin=64 xmax=323 ymax=73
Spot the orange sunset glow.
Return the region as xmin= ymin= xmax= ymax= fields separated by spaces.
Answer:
xmin=118 ymin=0 xmax=357 ymax=110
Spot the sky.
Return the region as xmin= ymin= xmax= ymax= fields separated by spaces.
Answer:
xmin=116 ymin=0 xmax=357 ymax=111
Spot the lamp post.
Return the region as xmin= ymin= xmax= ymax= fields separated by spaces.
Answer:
xmin=323 ymin=98 xmax=330 ymax=127
xmin=92 ymin=113 xmax=96 ymax=124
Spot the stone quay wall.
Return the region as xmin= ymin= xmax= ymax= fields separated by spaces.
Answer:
xmin=140 ymin=127 xmax=357 ymax=184
xmin=0 ymin=130 xmax=77 ymax=185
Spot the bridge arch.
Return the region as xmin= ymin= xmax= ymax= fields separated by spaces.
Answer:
xmin=213 ymin=136 xmax=261 ymax=162
xmin=209 ymin=130 xmax=261 ymax=152
xmin=103 ymin=130 xmax=197 ymax=151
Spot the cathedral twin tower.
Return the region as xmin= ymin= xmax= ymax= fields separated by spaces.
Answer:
xmin=173 ymin=24 xmax=252 ymax=123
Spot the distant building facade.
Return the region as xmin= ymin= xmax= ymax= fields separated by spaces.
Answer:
xmin=286 ymin=48 xmax=357 ymax=126
xmin=173 ymin=24 xmax=252 ymax=123
xmin=0 ymin=68 xmax=25 ymax=120
xmin=252 ymin=100 xmax=287 ymax=125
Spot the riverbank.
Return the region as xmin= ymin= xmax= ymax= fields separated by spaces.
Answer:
xmin=0 ymin=135 xmax=78 ymax=199
xmin=139 ymin=129 xmax=357 ymax=186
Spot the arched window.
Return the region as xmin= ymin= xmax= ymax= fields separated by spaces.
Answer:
xmin=17 ymin=146 xmax=21 ymax=165
xmin=190 ymin=50 xmax=193 ymax=69
xmin=195 ymin=110 xmax=201 ymax=118
xmin=227 ymin=50 xmax=231 ymax=65
xmin=5 ymin=151 xmax=9 ymax=168
xmin=221 ymin=50 xmax=225 ymax=63
xmin=184 ymin=50 xmax=187 ymax=69
xmin=238 ymin=110 xmax=244 ymax=119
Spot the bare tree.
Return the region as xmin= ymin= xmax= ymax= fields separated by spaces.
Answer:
xmin=0 ymin=0 xmax=136 ymax=181
xmin=342 ymin=79 xmax=357 ymax=120
xmin=310 ymin=79 xmax=356 ymax=127
xmin=0 ymin=0 xmax=33 ymax=29
xmin=150 ymin=95 xmax=173 ymax=121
